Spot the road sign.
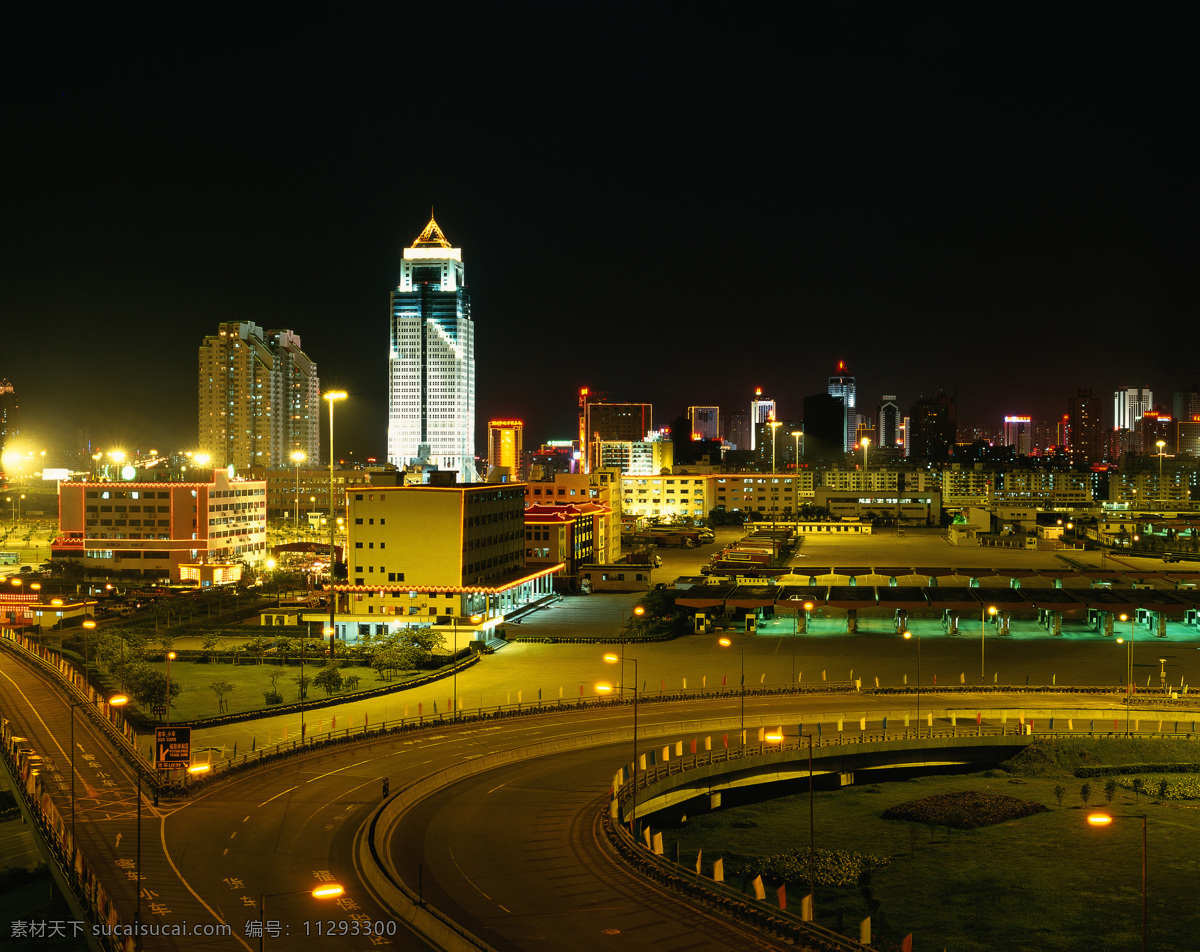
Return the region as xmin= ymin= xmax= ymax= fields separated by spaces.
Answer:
xmin=153 ymin=704 xmax=167 ymax=717
xmin=155 ymin=726 xmax=191 ymax=770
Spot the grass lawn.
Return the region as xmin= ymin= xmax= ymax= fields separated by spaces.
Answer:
xmin=665 ymin=740 xmax=1200 ymax=952
xmin=107 ymin=659 xmax=431 ymax=722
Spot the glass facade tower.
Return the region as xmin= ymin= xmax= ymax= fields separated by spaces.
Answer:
xmin=388 ymin=216 xmax=476 ymax=482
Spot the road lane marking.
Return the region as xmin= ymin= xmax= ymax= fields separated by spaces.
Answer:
xmin=448 ymin=843 xmax=510 ymax=914
xmin=256 ymin=785 xmax=298 ymax=807
xmin=305 ymin=759 xmax=372 ymax=783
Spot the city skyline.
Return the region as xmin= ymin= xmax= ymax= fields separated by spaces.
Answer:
xmin=2 ymin=10 xmax=1194 ymax=465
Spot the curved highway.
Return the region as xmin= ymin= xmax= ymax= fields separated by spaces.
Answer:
xmin=5 ymin=642 xmax=1198 ymax=952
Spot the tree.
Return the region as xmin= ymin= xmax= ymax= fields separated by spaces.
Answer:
xmin=313 ymin=665 xmax=344 ymax=696
xmin=209 ymin=680 xmax=235 ymax=713
xmin=1132 ymin=777 xmax=1144 ymax=802
xmin=1158 ymin=778 xmax=1169 ymax=802
xmin=1054 ymin=785 xmax=1066 ymax=807
xmin=201 ymin=633 xmax=221 ymax=664
xmin=1080 ymin=782 xmax=1091 ymax=808
xmin=293 ymin=673 xmax=311 ymax=701
xmin=1104 ymin=778 xmax=1118 ymax=804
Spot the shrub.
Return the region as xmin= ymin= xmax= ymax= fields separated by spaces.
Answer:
xmin=882 ymin=791 xmax=1048 ymax=830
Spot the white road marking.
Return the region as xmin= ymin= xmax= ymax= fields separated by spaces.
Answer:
xmin=305 ymin=759 xmax=372 ymax=783
xmin=256 ymin=785 xmax=297 ymax=807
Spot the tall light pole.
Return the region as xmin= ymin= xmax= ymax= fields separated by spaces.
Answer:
xmin=981 ymin=604 xmax=996 ymax=680
xmin=165 ymin=651 xmax=175 ymax=725
xmin=260 ymin=885 xmax=344 ymax=952
xmin=323 ymin=391 xmax=347 ymax=660
xmin=619 ymin=605 xmax=644 ymax=697
xmin=718 ymin=636 xmax=745 ymax=747
xmin=1119 ymin=611 xmax=1137 ymax=735
xmin=1087 ymin=813 xmax=1147 ymax=952
xmin=451 ymin=613 xmax=483 ymax=721
xmin=291 ymin=450 xmax=306 ymax=530
xmin=1156 ymin=440 xmax=1167 ymax=505
xmin=903 ymin=629 xmax=921 ymax=734
xmin=602 ymin=653 xmax=639 ymax=832
xmin=765 ymin=730 xmax=816 ymax=917
xmin=791 ymin=430 xmax=802 ymax=471
xmin=861 ymin=437 xmax=870 ymax=472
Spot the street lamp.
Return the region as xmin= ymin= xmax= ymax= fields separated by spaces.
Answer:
xmin=451 ymin=613 xmax=483 ymax=721
xmin=1086 ymin=813 xmax=1147 ymax=952
xmin=1118 ymin=611 xmax=1137 ymax=735
xmin=718 ymin=636 xmax=745 ymax=747
xmin=291 ymin=450 xmax=306 ymax=528
xmin=165 ymin=651 xmax=176 ymax=725
xmin=765 ymin=730 xmax=817 ymax=917
xmin=860 ymin=437 xmax=870 ymax=472
xmin=619 ymin=605 xmax=644 ymax=695
xmin=81 ymin=617 xmax=96 ymax=680
xmin=107 ymin=695 xmax=143 ymax=948
xmin=260 ymin=885 xmax=344 ymax=952
xmin=769 ymin=420 xmax=782 ymax=474
xmin=903 ymin=630 xmax=921 ymax=735
xmin=68 ymin=690 xmax=126 ymax=854
xmin=1156 ymin=440 xmax=1167 ymax=505
xmin=981 ymin=604 xmax=996 ymax=680
xmin=791 ymin=430 xmax=802 ymax=472
xmin=601 ymin=653 xmax=639 ymax=832
xmin=323 ymin=391 xmax=347 ymax=659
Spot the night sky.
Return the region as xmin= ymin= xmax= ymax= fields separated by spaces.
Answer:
xmin=3 ymin=9 xmax=1194 ymax=466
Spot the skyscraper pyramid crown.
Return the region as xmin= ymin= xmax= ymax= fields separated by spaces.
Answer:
xmin=412 ymin=214 xmax=453 ymax=248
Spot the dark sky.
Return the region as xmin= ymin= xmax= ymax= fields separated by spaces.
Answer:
xmin=3 ymin=9 xmax=1194 ymax=465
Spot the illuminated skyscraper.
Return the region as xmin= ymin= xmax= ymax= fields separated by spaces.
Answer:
xmin=877 ymin=395 xmax=900 ymax=450
xmin=0 ymin=378 xmax=16 ymax=467
xmin=1003 ymin=415 xmax=1032 ymax=456
xmin=827 ymin=361 xmax=856 ymax=452
xmin=388 ymin=216 xmax=475 ymax=482
xmin=687 ymin=406 xmax=721 ymax=441
xmin=1067 ymin=389 xmax=1103 ymax=464
xmin=198 ymin=323 xmax=320 ymax=469
xmin=1114 ymin=386 xmax=1152 ymax=431
xmin=749 ymin=389 xmax=775 ymax=451
xmin=487 ymin=420 xmax=524 ymax=476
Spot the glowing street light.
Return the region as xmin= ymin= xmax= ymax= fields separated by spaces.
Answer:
xmin=260 ymin=885 xmax=344 ymax=952
xmin=981 ymin=604 xmax=997 ymax=680
xmin=290 ymin=450 xmax=307 ymax=527
xmin=323 ymin=391 xmax=347 ymax=658
xmin=1086 ymin=813 xmax=1147 ymax=952
xmin=791 ymin=430 xmax=803 ymax=472
xmin=860 ymin=436 xmax=871 ymax=472
xmin=903 ymin=629 xmax=921 ymax=734
xmin=718 ymin=636 xmax=745 ymax=746
xmin=602 ymin=652 xmax=640 ymax=832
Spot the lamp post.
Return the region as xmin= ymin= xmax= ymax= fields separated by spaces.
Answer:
xmin=718 ymin=636 xmax=745 ymax=747
xmin=260 ymin=885 xmax=344 ymax=952
xmin=1086 ymin=813 xmax=1147 ymax=952
xmin=765 ymin=730 xmax=816 ymax=916
xmin=1156 ymin=440 xmax=1166 ymax=506
xmin=1118 ymin=611 xmax=1137 ymax=735
xmin=451 ymin=613 xmax=483 ymax=721
xmin=165 ymin=651 xmax=175 ymax=725
xmin=291 ymin=450 xmax=306 ymax=530
xmin=619 ymin=605 xmax=644 ymax=696
xmin=791 ymin=430 xmax=802 ymax=472
xmin=107 ymin=696 xmax=141 ymax=948
xmin=323 ymin=391 xmax=347 ymax=659
xmin=861 ymin=437 xmax=870 ymax=472
xmin=981 ymin=604 xmax=996 ymax=681
xmin=600 ymin=653 xmax=639 ymax=831
xmin=903 ymin=630 xmax=921 ymax=735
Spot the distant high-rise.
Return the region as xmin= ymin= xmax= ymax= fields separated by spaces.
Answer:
xmin=1003 ymin=416 xmax=1032 ymax=456
xmin=877 ymin=395 xmax=900 ymax=450
xmin=801 ymin=392 xmax=846 ymax=460
xmin=1114 ymin=386 xmax=1152 ymax=431
xmin=1067 ymin=389 xmax=1103 ymax=464
xmin=0 ymin=378 xmax=16 ymax=467
xmin=581 ymin=395 xmax=652 ymax=473
xmin=388 ymin=216 xmax=475 ymax=482
xmin=827 ymin=361 xmax=856 ymax=452
xmin=487 ymin=420 xmax=523 ymax=475
xmin=198 ymin=323 xmax=320 ymax=469
xmin=908 ymin=390 xmax=957 ymax=461
xmin=726 ymin=412 xmax=750 ymax=451
xmin=749 ymin=389 xmax=775 ymax=451
xmin=1173 ymin=386 xmax=1200 ymax=425
xmin=687 ymin=406 xmax=721 ymax=441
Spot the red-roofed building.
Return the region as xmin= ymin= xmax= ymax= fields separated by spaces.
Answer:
xmin=524 ymin=500 xmax=612 ymax=584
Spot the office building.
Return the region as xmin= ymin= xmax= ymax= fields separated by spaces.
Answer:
xmin=1114 ymin=386 xmax=1153 ymax=431
xmin=725 ymin=412 xmax=750 ymax=451
xmin=801 ymin=393 xmax=845 ymax=460
xmin=581 ymin=398 xmax=652 ymax=473
xmin=687 ymin=406 xmax=721 ymax=441
xmin=749 ymin=389 xmax=775 ymax=451
xmin=1003 ymin=416 xmax=1032 ymax=456
xmin=877 ymin=396 xmax=900 ymax=451
xmin=908 ymin=391 xmax=957 ymax=461
xmin=198 ymin=322 xmax=321 ymax=470
xmin=388 ymin=216 xmax=475 ymax=482
xmin=827 ymin=361 xmax=856 ymax=452
xmin=55 ymin=469 xmax=268 ymax=580
xmin=487 ymin=420 xmax=524 ymax=476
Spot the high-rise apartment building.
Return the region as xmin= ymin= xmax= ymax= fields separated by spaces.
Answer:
xmin=726 ymin=412 xmax=750 ymax=451
xmin=1114 ymin=386 xmax=1152 ymax=431
xmin=749 ymin=389 xmax=775 ymax=451
xmin=827 ymin=361 xmax=856 ymax=452
xmin=687 ymin=406 xmax=721 ymax=441
xmin=487 ymin=420 xmax=524 ymax=475
xmin=908 ymin=390 xmax=957 ymax=461
xmin=388 ymin=216 xmax=475 ymax=482
xmin=198 ymin=322 xmax=320 ymax=470
xmin=1068 ymin=389 xmax=1103 ymax=464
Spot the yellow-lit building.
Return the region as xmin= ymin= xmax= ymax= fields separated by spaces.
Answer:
xmin=487 ymin=420 xmax=524 ymax=476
